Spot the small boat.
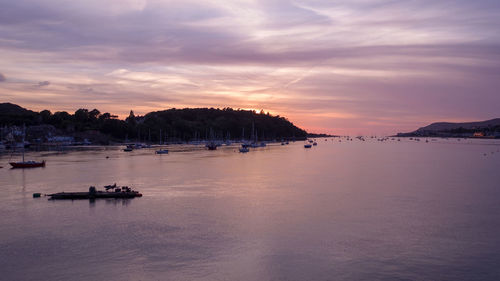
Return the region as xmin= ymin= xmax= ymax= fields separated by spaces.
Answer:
xmin=206 ymin=142 xmax=217 ymax=150
xmin=313 ymin=142 xmax=317 ymax=146
xmin=250 ymin=143 xmax=260 ymax=148
xmin=155 ymin=149 xmax=169 ymax=154
xmin=281 ymin=142 xmax=285 ymax=145
xmin=123 ymin=147 xmax=133 ymax=152
xmin=10 ymin=160 xmax=46 ymax=168
xmin=206 ymin=128 xmax=218 ymax=150
xmin=304 ymin=144 xmax=312 ymax=148
xmin=239 ymin=147 xmax=249 ymax=153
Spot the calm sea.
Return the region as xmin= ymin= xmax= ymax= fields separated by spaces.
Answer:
xmin=1 ymin=138 xmax=499 ymax=281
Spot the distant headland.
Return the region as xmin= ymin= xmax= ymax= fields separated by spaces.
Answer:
xmin=0 ymin=102 xmax=311 ymax=145
xmin=396 ymin=118 xmax=500 ymax=138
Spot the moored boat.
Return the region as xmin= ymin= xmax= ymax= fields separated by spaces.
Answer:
xmin=250 ymin=142 xmax=260 ymax=148
xmin=241 ymin=143 xmax=251 ymax=148
xmin=206 ymin=142 xmax=217 ymax=150
xmin=9 ymin=124 xmax=45 ymax=168
xmin=10 ymin=160 xmax=46 ymax=168
xmin=155 ymin=149 xmax=169 ymax=154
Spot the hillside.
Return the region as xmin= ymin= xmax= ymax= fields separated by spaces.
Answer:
xmin=417 ymin=118 xmax=500 ymax=132
xmin=397 ymin=118 xmax=500 ymax=137
xmin=0 ymin=102 xmax=38 ymax=126
xmin=0 ymin=103 xmax=36 ymax=115
xmin=0 ymin=103 xmax=307 ymax=143
xmin=141 ymin=108 xmax=307 ymax=141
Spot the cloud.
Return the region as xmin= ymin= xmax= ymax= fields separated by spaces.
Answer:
xmin=1 ymin=0 xmax=500 ymax=134
xmin=0 ymin=73 xmax=5 ymax=82
xmin=37 ymin=81 xmax=50 ymax=87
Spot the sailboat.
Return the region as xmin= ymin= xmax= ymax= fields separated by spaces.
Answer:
xmin=155 ymin=149 xmax=169 ymax=154
xmin=205 ymin=128 xmax=217 ymax=150
xmin=241 ymin=127 xmax=251 ymax=148
xmin=10 ymin=125 xmax=45 ymax=168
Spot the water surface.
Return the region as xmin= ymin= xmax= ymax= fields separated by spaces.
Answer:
xmin=1 ymin=139 xmax=500 ymax=280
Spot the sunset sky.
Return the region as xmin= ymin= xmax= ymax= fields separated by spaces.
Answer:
xmin=1 ymin=0 xmax=499 ymax=135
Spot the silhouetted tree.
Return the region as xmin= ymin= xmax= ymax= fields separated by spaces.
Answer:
xmin=126 ymin=110 xmax=136 ymax=126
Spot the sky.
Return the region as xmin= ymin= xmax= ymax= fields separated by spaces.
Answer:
xmin=0 ymin=0 xmax=499 ymax=135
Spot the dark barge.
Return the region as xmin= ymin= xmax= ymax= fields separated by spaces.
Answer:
xmin=48 ymin=185 xmax=142 ymax=200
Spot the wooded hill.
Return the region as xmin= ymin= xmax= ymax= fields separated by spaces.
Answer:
xmin=0 ymin=103 xmax=307 ymax=143
xmin=396 ymin=118 xmax=500 ymax=137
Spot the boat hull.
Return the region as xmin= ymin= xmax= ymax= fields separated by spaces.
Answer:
xmin=10 ymin=161 xmax=45 ymax=168
xmin=206 ymin=144 xmax=217 ymax=150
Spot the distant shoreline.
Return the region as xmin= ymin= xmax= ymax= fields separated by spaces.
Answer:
xmin=307 ymin=133 xmax=338 ymax=138
xmin=395 ymin=118 xmax=500 ymax=138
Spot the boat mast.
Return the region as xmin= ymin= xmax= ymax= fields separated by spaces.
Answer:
xmin=251 ymin=122 xmax=255 ymax=143
xmin=22 ymin=124 xmax=25 ymax=162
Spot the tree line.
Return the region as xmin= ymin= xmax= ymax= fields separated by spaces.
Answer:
xmin=0 ymin=103 xmax=308 ymax=142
